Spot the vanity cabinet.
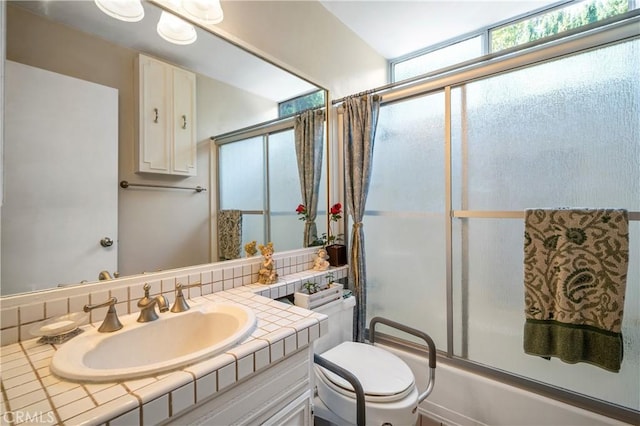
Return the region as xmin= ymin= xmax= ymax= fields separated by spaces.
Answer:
xmin=136 ymin=54 xmax=197 ymax=176
xmin=168 ymin=349 xmax=313 ymax=425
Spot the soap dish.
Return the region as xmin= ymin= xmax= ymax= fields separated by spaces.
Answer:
xmin=37 ymin=327 xmax=84 ymax=344
xmin=30 ymin=312 xmax=87 ymax=344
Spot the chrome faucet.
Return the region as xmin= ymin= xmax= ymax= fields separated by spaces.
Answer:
xmin=98 ymin=270 xmax=120 ymax=281
xmin=84 ymin=297 xmax=123 ymax=332
xmin=170 ymin=282 xmax=202 ymax=313
xmin=137 ymin=283 xmax=169 ymax=322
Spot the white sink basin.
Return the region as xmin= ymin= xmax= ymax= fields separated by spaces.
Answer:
xmin=51 ymin=302 xmax=256 ymax=382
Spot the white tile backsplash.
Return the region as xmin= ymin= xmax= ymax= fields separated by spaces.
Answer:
xmin=109 ymin=407 xmax=140 ymax=426
xmin=217 ymin=361 xmax=236 ymax=391
xmin=142 ymin=395 xmax=169 ymax=425
xmin=0 ymin=249 xmax=347 ymax=425
xmin=20 ymin=302 xmax=44 ymax=323
xmin=171 ymin=382 xmax=195 ymax=417
xmin=1 ymin=306 xmax=18 ymax=328
xmin=195 ymin=372 xmax=217 ymax=403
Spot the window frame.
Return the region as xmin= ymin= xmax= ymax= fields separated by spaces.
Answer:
xmin=389 ymin=0 xmax=636 ymax=83
xmin=363 ymin=14 xmax=640 ymax=424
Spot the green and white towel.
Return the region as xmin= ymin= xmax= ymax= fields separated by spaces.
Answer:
xmin=523 ymin=208 xmax=629 ymax=372
xmin=218 ymin=210 xmax=242 ymax=261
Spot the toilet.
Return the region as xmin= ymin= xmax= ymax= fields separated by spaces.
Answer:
xmin=311 ymin=297 xmax=435 ymax=426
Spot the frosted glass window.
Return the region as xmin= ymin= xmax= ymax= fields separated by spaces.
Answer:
xmin=393 ymin=36 xmax=483 ymax=82
xmin=367 ymin=93 xmax=445 ymax=212
xmin=267 ymin=128 xmax=327 ymax=250
xmin=218 ymin=126 xmax=328 ymax=250
xmin=240 ymin=214 xmax=264 ymax=251
xmin=269 ymin=129 xmax=303 ymax=251
xmin=268 ymin=130 xmax=298 ymax=211
xmin=219 ymin=136 xmax=264 ymax=211
xmin=451 ymin=40 xmax=640 ymax=211
xmin=456 ymin=219 xmax=639 ymax=409
xmin=270 ymin=215 xmax=304 ymax=251
xmin=366 ymin=37 xmax=639 ymax=412
xmin=451 ymin=39 xmax=640 ymax=410
xmin=365 ymin=93 xmax=447 ymax=347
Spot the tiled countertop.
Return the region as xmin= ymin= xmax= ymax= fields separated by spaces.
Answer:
xmin=0 ymin=286 xmax=328 ymax=425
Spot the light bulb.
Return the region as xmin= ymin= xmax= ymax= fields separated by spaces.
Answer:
xmin=94 ymin=0 xmax=144 ymax=22
xmin=182 ymin=0 xmax=223 ymax=24
xmin=157 ymin=11 xmax=198 ymax=45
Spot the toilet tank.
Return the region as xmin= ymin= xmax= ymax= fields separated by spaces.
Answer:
xmin=312 ymin=296 xmax=356 ymax=354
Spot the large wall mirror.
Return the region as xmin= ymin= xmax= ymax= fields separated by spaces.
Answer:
xmin=1 ymin=0 xmax=328 ymax=296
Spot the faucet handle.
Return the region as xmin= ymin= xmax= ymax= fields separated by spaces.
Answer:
xmin=84 ymin=297 xmax=123 ymax=333
xmin=170 ymin=282 xmax=201 ymax=313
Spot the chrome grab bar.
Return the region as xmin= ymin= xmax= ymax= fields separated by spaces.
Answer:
xmin=369 ymin=316 xmax=437 ymax=403
xmin=313 ymin=353 xmax=366 ymax=426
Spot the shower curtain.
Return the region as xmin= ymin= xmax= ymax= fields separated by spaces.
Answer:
xmin=294 ymin=109 xmax=325 ymax=247
xmin=342 ymin=94 xmax=380 ymax=342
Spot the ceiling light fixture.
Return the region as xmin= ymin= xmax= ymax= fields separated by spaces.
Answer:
xmin=181 ymin=0 xmax=224 ymax=24
xmin=94 ymin=0 xmax=144 ymax=22
xmin=157 ymin=11 xmax=198 ymax=45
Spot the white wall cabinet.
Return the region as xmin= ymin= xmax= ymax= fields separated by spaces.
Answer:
xmin=137 ymin=54 xmax=197 ymax=176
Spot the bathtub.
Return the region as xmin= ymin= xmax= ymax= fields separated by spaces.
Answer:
xmin=378 ymin=344 xmax=628 ymax=426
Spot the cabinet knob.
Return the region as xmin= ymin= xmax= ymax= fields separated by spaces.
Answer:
xmin=100 ymin=237 xmax=114 ymax=247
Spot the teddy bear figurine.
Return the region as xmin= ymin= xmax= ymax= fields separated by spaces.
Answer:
xmin=257 ymin=242 xmax=278 ymax=284
xmin=312 ymin=248 xmax=330 ymax=271
xmin=244 ymin=240 xmax=257 ymax=257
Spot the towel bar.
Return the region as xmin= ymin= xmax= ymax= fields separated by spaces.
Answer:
xmin=119 ymin=180 xmax=206 ymax=193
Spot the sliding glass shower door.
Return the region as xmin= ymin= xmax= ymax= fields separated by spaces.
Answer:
xmin=365 ymin=37 xmax=639 ymax=411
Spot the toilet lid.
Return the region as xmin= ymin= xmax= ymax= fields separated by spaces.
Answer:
xmin=317 ymin=342 xmax=415 ymax=397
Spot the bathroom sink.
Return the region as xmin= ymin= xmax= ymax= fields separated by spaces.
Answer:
xmin=51 ymin=302 xmax=256 ymax=382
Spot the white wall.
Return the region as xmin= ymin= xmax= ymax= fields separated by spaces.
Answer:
xmin=214 ymin=0 xmax=388 ymax=98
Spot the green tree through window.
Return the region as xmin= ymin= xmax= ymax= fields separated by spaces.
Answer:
xmin=491 ymin=0 xmax=630 ymax=52
xmin=278 ymin=90 xmax=325 ymax=117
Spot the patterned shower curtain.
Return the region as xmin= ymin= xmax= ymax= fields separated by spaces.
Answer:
xmin=294 ymin=109 xmax=325 ymax=247
xmin=342 ymin=94 xmax=380 ymax=342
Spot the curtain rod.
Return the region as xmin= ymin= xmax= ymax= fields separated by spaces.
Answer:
xmin=331 ymin=10 xmax=640 ymax=106
xmin=211 ymin=105 xmax=325 ymax=142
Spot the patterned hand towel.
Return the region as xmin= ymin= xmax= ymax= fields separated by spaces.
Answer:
xmin=523 ymin=208 xmax=629 ymax=372
xmin=218 ymin=210 xmax=242 ymax=261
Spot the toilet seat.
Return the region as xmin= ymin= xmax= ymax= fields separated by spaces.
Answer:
xmin=315 ymin=342 xmax=416 ymax=403
xmin=314 ymin=342 xmax=419 ymax=425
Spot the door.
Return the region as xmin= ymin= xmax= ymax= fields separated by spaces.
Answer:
xmin=2 ymin=61 xmax=118 ymax=293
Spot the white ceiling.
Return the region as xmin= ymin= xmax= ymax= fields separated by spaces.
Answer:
xmin=12 ymin=0 xmax=561 ymax=100
xmin=319 ymin=0 xmax=560 ymax=59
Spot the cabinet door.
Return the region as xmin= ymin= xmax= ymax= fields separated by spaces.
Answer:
xmin=138 ymin=56 xmax=171 ymax=173
xmin=171 ymin=67 xmax=197 ymax=175
xmin=261 ymin=391 xmax=312 ymax=426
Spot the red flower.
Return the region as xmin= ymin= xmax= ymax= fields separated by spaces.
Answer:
xmin=327 ymin=202 xmax=343 ymax=246
xmin=296 ymin=204 xmax=309 ymax=221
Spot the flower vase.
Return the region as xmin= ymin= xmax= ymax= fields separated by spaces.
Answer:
xmin=326 ymin=244 xmax=347 ymax=266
